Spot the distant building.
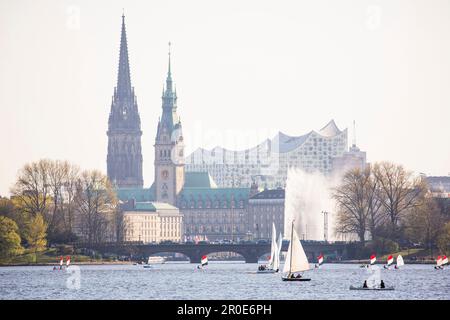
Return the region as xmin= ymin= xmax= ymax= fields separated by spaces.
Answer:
xmin=247 ymin=187 xmax=285 ymax=240
xmin=331 ymin=143 xmax=367 ymax=175
xmin=185 ymin=120 xmax=359 ymax=188
xmin=426 ymin=176 xmax=450 ymax=194
xmin=122 ymin=201 xmax=183 ymax=243
xmin=425 ymin=176 xmax=450 ymax=217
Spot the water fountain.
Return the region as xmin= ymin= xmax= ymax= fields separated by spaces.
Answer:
xmin=284 ymin=168 xmax=341 ymax=241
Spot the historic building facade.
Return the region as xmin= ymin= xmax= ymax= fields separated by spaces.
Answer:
xmin=247 ymin=188 xmax=285 ymax=240
xmin=106 ymin=15 xmax=143 ymax=188
xmin=122 ymin=201 xmax=183 ymax=243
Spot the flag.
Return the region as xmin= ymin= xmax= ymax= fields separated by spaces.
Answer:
xmin=201 ymin=255 xmax=208 ymax=266
xmin=370 ymin=254 xmax=376 ymax=265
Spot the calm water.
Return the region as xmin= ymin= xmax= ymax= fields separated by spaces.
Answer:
xmin=0 ymin=263 xmax=448 ymax=300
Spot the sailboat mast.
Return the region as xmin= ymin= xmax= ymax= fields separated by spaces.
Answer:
xmin=289 ymin=221 xmax=294 ymax=275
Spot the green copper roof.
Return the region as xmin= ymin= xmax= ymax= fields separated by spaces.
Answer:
xmin=116 ymin=183 xmax=155 ymax=202
xmin=131 ymin=201 xmax=178 ymax=212
xmin=179 ymin=187 xmax=250 ymax=209
xmin=184 ymin=172 xmax=218 ymax=188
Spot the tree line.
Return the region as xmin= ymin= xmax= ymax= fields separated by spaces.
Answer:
xmin=0 ymin=159 xmax=120 ymax=261
xmin=333 ymin=161 xmax=450 ymax=257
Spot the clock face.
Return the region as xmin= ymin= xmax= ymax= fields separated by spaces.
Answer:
xmin=162 ymin=170 xmax=169 ymax=179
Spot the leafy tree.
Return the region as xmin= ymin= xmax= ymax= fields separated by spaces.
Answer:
xmin=405 ymin=198 xmax=445 ymax=255
xmin=24 ymin=213 xmax=47 ymax=262
xmin=0 ymin=216 xmax=24 ymax=259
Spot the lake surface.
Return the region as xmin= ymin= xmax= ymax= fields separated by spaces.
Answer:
xmin=0 ymin=263 xmax=448 ymax=300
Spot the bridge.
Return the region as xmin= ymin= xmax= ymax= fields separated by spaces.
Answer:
xmin=80 ymin=241 xmax=348 ymax=263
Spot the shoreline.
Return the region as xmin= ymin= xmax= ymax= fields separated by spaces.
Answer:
xmin=0 ymin=260 xmax=438 ymax=267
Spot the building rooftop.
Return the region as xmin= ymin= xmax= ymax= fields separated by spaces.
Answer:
xmin=126 ymin=201 xmax=179 ymax=212
xmin=116 ymin=172 xmax=219 ymax=202
xmin=184 ymin=172 xmax=218 ymax=188
xmin=187 ymin=119 xmax=345 ymax=157
xmin=250 ymin=188 xmax=285 ymax=200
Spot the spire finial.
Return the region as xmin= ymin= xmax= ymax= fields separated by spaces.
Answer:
xmin=116 ymin=12 xmax=132 ymax=100
xmin=168 ymin=41 xmax=172 ymax=76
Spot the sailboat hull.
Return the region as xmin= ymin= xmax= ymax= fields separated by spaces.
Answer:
xmin=257 ymin=269 xmax=278 ymax=274
xmin=349 ymin=285 xmax=394 ymax=290
xmin=282 ymin=277 xmax=311 ymax=281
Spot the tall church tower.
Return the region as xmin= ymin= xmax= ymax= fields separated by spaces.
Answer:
xmin=154 ymin=44 xmax=185 ymax=205
xmin=107 ymin=15 xmax=143 ymax=188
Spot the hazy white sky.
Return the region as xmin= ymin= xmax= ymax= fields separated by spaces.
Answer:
xmin=1 ymin=0 xmax=450 ymax=196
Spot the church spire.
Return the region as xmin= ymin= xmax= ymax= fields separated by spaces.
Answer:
xmin=165 ymin=42 xmax=173 ymax=94
xmin=107 ymin=14 xmax=143 ymax=189
xmin=116 ymin=13 xmax=132 ymax=100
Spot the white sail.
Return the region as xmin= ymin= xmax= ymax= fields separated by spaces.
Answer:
xmin=396 ymin=255 xmax=404 ymax=267
xmin=268 ymin=223 xmax=277 ymax=268
xmin=272 ymin=231 xmax=282 ymax=271
xmin=277 ymin=232 xmax=283 ymax=258
xmin=282 ymin=226 xmax=310 ymax=274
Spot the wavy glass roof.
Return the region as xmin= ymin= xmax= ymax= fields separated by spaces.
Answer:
xmin=188 ymin=119 xmax=344 ymax=156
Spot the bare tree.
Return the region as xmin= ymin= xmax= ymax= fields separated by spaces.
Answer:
xmin=75 ymin=170 xmax=118 ymax=245
xmin=373 ymin=162 xmax=426 ymax=237
xmin=333 ymin=168 xmax=372 ymax=244
xmin=61 ymin=163 xmax=80 ymax=236
xmin=11 ymin=159 xmax=52 ymax=217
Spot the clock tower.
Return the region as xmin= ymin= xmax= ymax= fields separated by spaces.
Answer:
xmin=154 ymin=44 xmax=185 ymax=205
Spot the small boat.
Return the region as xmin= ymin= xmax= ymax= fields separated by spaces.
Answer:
xmin=384 ymin=255 xmax=393 ymax=269
xmin=315 ymin=253 xmax=324 ymax=269
xmin=281 ymin=220 xmax=311 ymax=282
xmin=370 ymin=254 xmax=376 ymax=265
xmin=395 ymin=255 xmax=404 ymax=269
xmin=435 ymin=255 xmax=447 ymax=269
xmin=147 ymin=256 xmax=166 ymax=264
xmin=258 ymin=223 xmax=281 ymax=274
xmin=197 ymin=255 xmax=208 ymax=269
xmin=349 ymin=285 xmax=394 ymax=291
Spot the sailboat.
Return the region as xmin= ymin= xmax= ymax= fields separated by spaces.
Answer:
xmin=315 ymin=253 xmax=324 ymax=269
xmin=258 ymin=223 xmax=280 ymax=273
xmin=395 ymin=255 xmax=404 ymax=269
xmin=384 ymin=255 xmax=393 ymax=269
xmin=435 ymin=256 xmax=443 ymax=269
xmin=66 ymin=256 xmax=71 ymax=267
xmin=442 ymin=255 xmax=448 ymax=266
xmin=143 ymin=256 xmax=153 ymax=269
xmin=197 ymin=255 xmax=208 ymax=269
xmin=281 ymin=221 xmax=311 ymax=281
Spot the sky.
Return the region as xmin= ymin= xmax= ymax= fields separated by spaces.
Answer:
xmin=1 ymin=0 xmax=450 ymax=196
